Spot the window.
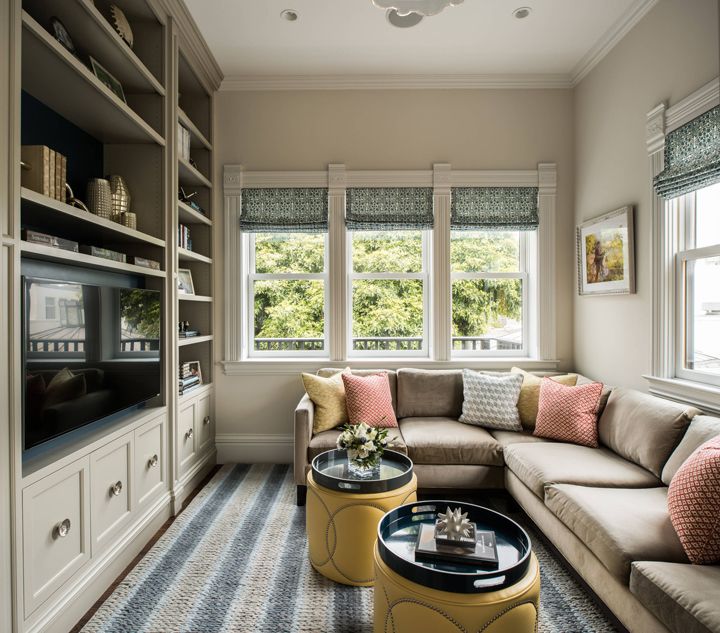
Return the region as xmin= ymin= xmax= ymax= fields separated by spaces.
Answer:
xmin=451 ymin=231 xmax=529 ymax=355
xmin=248 ymin=232 xmax=328 ymax=355
xmin=44 ymin=297 xmax=56 ymax=320
xmin=348 ymin=230 xmax=429 ymax=355
xmin=676 ymin=182 xmax=720 ymax=386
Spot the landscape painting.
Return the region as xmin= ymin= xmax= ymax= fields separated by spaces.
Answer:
xmin=577 ymin=206 xmax=635 ymax=295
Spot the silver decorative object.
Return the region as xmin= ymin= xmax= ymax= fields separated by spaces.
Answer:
xmin=120 ymin=212 xmax=137 ymax=230
xmin=86 ymin=178 xmax=112 ymax=219
xmin=434 ymin=506 xmax=477 ymax=549
xmin=110 ymin=5 xmax=134 ymax=48
xmin=108 ymin=174 xmax=131 ymax=222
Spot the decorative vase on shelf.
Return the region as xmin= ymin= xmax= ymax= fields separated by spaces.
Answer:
xmin=337 ymin=422 xmax=390 ymax=480
xmin=86 ymin=178 xmax=112 ymax=219
xmin=108 ymin=174 xmax=131 ymax=223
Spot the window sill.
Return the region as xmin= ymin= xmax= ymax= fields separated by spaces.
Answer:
xmin=643 ymin=375 xmax=720 ymax=415
xmin=221 ymin=357 xmax=561 ymax=376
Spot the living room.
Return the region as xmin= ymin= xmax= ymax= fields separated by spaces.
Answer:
xmin=0 ymin=1 xmax=718 ymax=632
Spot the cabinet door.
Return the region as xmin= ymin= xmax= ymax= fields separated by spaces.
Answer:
xmin=90 ymin=434 xmax=133 ymax=553
xmin=23 ymin=457 xmax=91 ymax=616
xmin=178 ymin=399 xmax=196 ymax=473
xmin=135 ymin=414 xmax=166 ymax=507
xmin=195 ymin=392 xmax=213 ymax=454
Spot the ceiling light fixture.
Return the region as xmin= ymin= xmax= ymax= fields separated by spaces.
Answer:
xmin=373 ymin=0 xmax=463 ymax=18
xmin=280 ymin=9 xmax=299 ymax=22
xmin=512 ymin=7 xmax=532 ymax=19
xmin=386 ymin=9 xmax=424 ymax=28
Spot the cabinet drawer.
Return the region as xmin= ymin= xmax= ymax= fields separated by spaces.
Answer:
xmin=178 ymin=400 xmax=196 ymax=472
xmin=90 ymin=435 xmax=133 ymax=552
xmin=195 ymin=392 xmax=213 ymax=453
xmin=23 ymin=457 xmax=90 ymax=616
xmin=135 ymin=414 xmax=166 ymax=507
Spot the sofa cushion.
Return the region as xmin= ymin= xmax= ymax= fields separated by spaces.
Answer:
xmin=399 ymin=417 xmax=503 ymax=466
xmin=488 ymin=429 xmax=549 ymax=449
xmin=318 ymin=368 xmax=398 ymax=412
xmin=545 ymin=484 xmax=688 ymax=582
xmin=575 ymin=374 xmax=613 ymax=416
xmin=342 ymin=373 xmax=398 ymax=427
xmin=662 ymin=415 xmax=720 ymax=485
xmin=459 ymin=369 xmax=523 ymax=431
xmin=510 ymin=368 xmax=578 ymax=430
xmin=533 ymin=378 xmax=603 ymax=447
xmin=630 ymin=561 xmax=720 ymax=633
xmin=308 ymin=428 xmax=406 ymax=462
xmin=503 ymin=442 xmax=660 ymax=499
xmin=598 ymin=388 xmax=699 ymax=477
xmin=302 ymin=369 xmax=350 ymax=434
xmin=396 ymin=368 xmax=463 ymax=419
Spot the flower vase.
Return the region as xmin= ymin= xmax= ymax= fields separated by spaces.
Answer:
xmin=346 ymin=449 xmax=380 ymax=479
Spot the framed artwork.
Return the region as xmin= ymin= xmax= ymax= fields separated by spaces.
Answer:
xmin=577 ymin=206 xmax=635 ymax=296
xmin=186 ymin=360 xmax=202 ymax=384
xmin=89 ymin=56 xmax=126 ymax=103
xmin=177 ymin=268 xmax=195 ymax=295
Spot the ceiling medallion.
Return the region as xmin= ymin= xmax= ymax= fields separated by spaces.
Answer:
xmin=372 ymin=0 xmax=464 ymax=18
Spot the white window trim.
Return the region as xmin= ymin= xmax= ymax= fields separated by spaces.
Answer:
xmin=645 ymin=77 xmax=720 ymax=412
xmin=221 ymin=162 xmax=558 ymax=374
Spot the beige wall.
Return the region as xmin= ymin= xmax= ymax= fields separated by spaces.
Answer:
xmin=212 ymin=89 xmax=575 ymax=453
xmin=573 ymin=0 xmax=719 ymax=390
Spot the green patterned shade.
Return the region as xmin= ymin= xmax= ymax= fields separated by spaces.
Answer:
xmin=654 ymin=106 xmax=720 ymax=199
xmin=240 ymin=188 xmax=328 ymax=233
xmin=346 ymin=187 xmax=434 ymax=231
xmin=451 ymin=187 xmax=539 ymax=231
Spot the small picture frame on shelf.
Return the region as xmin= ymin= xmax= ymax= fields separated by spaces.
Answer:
xmin=177 ymin=268 xmax=195 ymax=295
xmin=187 ymin=361 xmax=202 ymax=383
xmin=89 ymin=56 xmax=126 ymax=103
xmin=50 ymin=17 xmax=78 ymax=57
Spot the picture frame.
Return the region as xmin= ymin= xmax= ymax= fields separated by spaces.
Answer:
xmin=89 ymin=56 xmax=126 ymax=103
xmin=186 ymin=361 xmax=202 ymax=385
xmin=576 ymin=206 xmax=635 ymax=296
xmin=177 ymin=268 xmax=195 ymax=295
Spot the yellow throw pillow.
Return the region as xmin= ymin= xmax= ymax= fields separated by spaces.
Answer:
xmin=302 ymin=368 xmax=351 ymax=434
xmin=511 ymin=367 xmax=578 ymax=430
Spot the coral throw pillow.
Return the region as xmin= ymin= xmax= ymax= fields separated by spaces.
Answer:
xmin=342 ymin=373 xmax=398 ymax=428
xmin=534 ymin=378 xmax=603 ymax=447
xmin=302 ymin=368 xmax=351 ymax=434
xmin=511 ymin=367 xmax=578 ymax=430
xmin=668 ymin=436 xmax=720 ymax=564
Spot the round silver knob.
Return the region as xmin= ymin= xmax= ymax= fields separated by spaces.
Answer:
xmin=148 ymin=454 xmax=159 ymax=468
xmin=185 ymin=428 xmax=193 ymax=440
xmin=203 ymin=416 xmax=211 ymax=426
xmin=110 ymin=480 xmax=123 ymax=497
xmin=55 ymin=518 xmax=71 ymax=539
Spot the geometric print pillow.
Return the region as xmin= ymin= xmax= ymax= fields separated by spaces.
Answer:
xmin=668 ymin=436 xmax=720 ymax=564
xmin=533 ymin=378 xmax=603 ymax=447
xmin=459 ymin=369 xmax=524 ymax=431
xmin=342 ymin=372 xmax=398 ymax=428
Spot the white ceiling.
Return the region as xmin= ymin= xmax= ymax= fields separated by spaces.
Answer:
xmin=184 ymin=0 xmax=658 ymax=89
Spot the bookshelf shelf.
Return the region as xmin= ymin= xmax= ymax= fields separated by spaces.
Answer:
xmin=179 ymin=294 xmax=213 ymax=303
xmin=179 ymin=108 xmax=212 ymax=150
xmin=178 ymin=200 xmax=212 ymax=226
xmin=178 ymin=247 xmax=211 ymax=264
xmin=178 ymin=334 xmax=213 ymax=347
xmin=178 ymin=157 xmax=212 ymax=188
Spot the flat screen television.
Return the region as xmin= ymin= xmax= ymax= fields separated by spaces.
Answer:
xmin=22 ymin=260 xmax=162 ymax=451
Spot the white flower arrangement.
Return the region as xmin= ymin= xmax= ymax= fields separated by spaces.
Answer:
xmin=336 ymin=422 xmax=390 ymax=470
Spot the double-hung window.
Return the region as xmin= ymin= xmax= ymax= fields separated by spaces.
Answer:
xmin=346 ymin=187 xmax=434 ymax=356
xmin=241 ymin=188 xmax=329 ymax=356
xmin=449 ymin=186 xmax=538 ymax=357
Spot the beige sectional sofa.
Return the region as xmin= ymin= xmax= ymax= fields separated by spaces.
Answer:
xmin=294 ymin=368 xmax=720 ymax=633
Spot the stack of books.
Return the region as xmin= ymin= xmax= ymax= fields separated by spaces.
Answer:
xmin=22 ymin=229 xmax=78 ymax=252
xmin=178 ymin=224 xmax=192 ymax=250
xmin=21 ymin=145 xmax=67 ymax=202
xmin=177 ymin=124 xmax=191 ymax=161
xmin=179 ymin=362 xmax=201 ymax=395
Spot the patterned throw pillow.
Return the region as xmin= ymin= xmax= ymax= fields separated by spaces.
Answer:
xmin=533 ymin=378 xmax=603 ymax=447
xmin=302 ymin=368 xmax=351 ymax=434
xmin=459 ymin=370 xmax=524 ymax=431
xmin=511 ymin=367 xmax=578 ymax=430
xmin=668 ymin=436 xmax=720 ymax=564
xmin=342 ymin=373 xmax=398 ymax=428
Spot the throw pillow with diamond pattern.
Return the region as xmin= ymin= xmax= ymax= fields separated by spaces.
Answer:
xmin=459 ymin=369 xmax=523 ymax=431
xmin=668 ymin=436 xmax=720 ymax=564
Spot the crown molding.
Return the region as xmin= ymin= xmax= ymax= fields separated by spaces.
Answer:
xmin=665 ymin=77 xmax=719 ymax=132
xmin=219 ymin=73 xmax=573 ymax=92
xmin=571 ymin=0 xmax=659 ymax=87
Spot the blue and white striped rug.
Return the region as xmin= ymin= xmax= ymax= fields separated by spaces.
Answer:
xmin=80 ymin=464 xmax=620 ymax=633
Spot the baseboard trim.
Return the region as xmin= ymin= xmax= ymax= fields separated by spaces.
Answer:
xmin=26 ymin=491 xmax=173 ymax=633
xmin=215 ymin=434 xmax=294 ymax=464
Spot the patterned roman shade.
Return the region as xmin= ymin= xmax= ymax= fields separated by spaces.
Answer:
xmin=451 ymin=187 xmax=539 ymax=231
xmin=240 ymin=188 xmax=328 ymax=233
xmin=346 ymin=187 xmax=434 ymax=231
xmin=654 ymin=105 xmax=720 ymax=199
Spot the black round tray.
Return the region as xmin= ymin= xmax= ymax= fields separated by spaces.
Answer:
xmin=377 ymin=501 xmax=532 ymax=594
xmin=311 ymin=449 xmax=414 ymax=494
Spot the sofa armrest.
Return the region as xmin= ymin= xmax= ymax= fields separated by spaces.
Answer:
xmin=294 ymin=394 xmax=315 ymax=486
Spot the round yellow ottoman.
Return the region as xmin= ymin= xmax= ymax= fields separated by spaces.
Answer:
xmin=373 ymin=546 xmax=540 ymax=633
xmin=307 ymin=471 xmax=417 ymax=586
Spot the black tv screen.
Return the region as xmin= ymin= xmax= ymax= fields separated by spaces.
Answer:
xmin=22 ymin=262 xmax=162 ymax=451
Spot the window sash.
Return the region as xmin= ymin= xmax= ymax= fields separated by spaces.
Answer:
xmin=247 ymin=233 xmax=329 ymax=357
xmin=347 ymin=231 xmax=431 ymax=357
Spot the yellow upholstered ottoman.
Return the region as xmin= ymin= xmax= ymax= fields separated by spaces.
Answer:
xmin=306 ymin=450 xmax=417 ymax=586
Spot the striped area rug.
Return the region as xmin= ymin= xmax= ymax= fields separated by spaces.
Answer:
xmin=80 ymin=464 xmax=620 ymax=633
